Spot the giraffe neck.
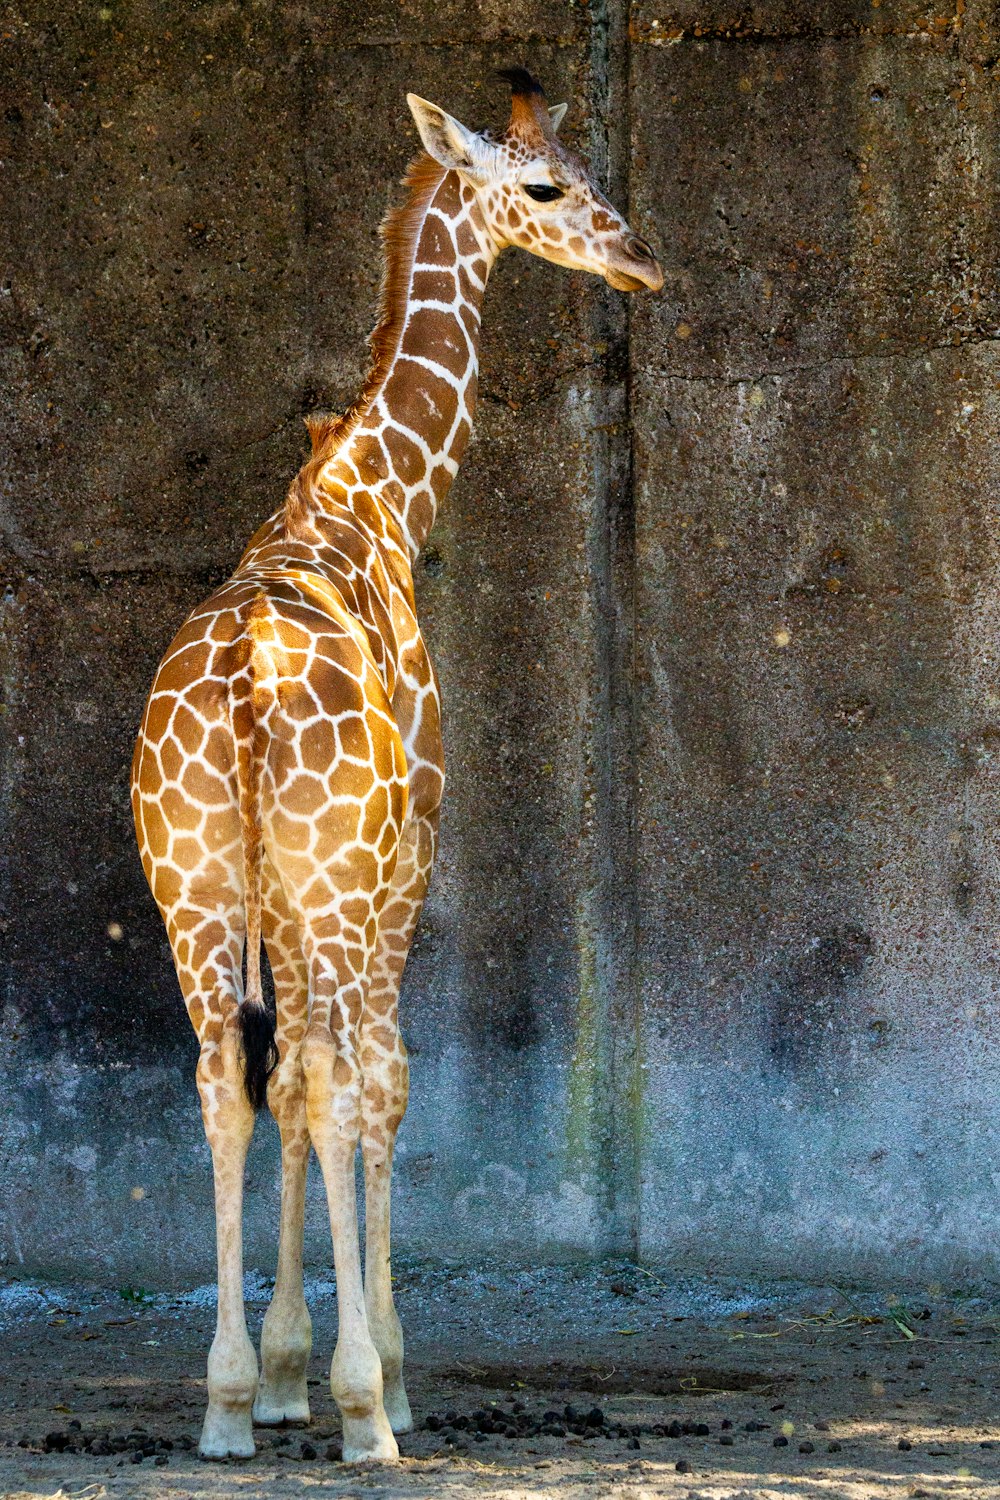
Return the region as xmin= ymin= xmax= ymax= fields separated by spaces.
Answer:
xmin=304 ymin=162 xmax=499 ymax=560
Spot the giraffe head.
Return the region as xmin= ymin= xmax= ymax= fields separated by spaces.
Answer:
xmin=406 ymin=68 xmax=664 ymax=294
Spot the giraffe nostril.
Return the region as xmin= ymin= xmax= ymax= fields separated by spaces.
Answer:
xmin=628 ymin=235 xmax=656 ymax=262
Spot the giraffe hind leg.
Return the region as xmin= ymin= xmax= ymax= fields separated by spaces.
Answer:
xmin=301 ymin=951 xmax=398 ymax=1465
xmin=362 ymin=805 xmax=439 ymax=1434
xmin=253 ymin=856 xmax=313 ymax=1427
xmin=191 ymin=974 xmax=260 ymax=1459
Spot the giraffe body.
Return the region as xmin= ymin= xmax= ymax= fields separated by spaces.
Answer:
xmin=132 ymin=69 xmax=661 ymax=1463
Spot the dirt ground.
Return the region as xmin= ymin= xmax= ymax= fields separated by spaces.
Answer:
xmin=1 ymin=1262 xmax=997 ymax=1500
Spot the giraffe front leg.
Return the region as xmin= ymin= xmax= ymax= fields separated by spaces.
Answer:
xmin=270 ymin=683 xmax=409 ymax=1462
xmin=197 ymin=1018 xmax=259 ymax=1460
xmin=253 ymin=1047 xmax=312 ymax=1426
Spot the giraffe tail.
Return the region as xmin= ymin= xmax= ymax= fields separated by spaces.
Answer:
xmin=233 ymin=600 xmax=279 ymax=1111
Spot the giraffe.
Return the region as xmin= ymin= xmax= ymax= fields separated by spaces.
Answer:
xmin=131 ymin=67 xmax=662 ymax=1466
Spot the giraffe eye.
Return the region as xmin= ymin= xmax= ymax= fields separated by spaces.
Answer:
xmin=523 ymin=184 xmax=564 ymax=203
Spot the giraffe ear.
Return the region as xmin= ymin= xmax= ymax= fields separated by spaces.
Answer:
xmin=548 ymin=102 xmax=568 ymax=132
xmin=406 ymin=94 xmax=490 ymax=183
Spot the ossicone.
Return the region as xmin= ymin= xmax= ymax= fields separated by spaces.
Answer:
xmin=495 ymin=65 xmax=568 ymax=137
xmin=495 ymin=65 xmax=546 ymax=100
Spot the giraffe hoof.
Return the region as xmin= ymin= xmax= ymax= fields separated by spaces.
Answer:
xmin=381 ymin=1376 xmax=413 ymax=1435
xmin=340 ymin=1411 xmax=399 ymax=1464
xmin=253 ymin=1383 xmax=311 ymax=1426
xmin=199 ymin=1404 xmax=256 ymax=1460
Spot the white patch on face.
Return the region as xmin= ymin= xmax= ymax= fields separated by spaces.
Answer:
xmin=517 ymin=159 xmax=557 ymax=187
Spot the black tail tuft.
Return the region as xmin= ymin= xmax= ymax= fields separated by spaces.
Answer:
xmin=237 ymin=1001 xmax=278 ymax=1111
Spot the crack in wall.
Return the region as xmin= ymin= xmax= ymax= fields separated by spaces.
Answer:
xmin=650 ymin=330 xmax=1000 ymax=387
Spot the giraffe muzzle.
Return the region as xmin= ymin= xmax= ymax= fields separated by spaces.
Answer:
xmin=606 ymin=234 xmax=664 ymax=293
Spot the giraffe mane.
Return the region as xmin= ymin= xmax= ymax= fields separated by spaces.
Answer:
xmin=304 ymin=151 xmax=448 ymax=462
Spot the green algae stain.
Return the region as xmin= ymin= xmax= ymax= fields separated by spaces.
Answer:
xmin=565 ymin=913 xmax=601 ymax=1176
xmin=566 ymin=898 xmax=649 ymax=1249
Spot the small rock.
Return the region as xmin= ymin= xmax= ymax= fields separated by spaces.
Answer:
xmin=720 ymin=1434 xmax=734 ymax=1446
xmin=154 ymin=1454 xmax=168 ymax=1468
xmin=799 ymin=1441 xmax=815 ymax=1453
xmin=324 ymin=1443 xmax=341 ymax=1461
xmin=774 ymin=1435 xmax=789 ymax=1447
xmin=898 ymin=1438 xmax=912 ymax=1450
xmin=130 ymin=1451 xmax=144 ymax=1464
xmin=814 ymin=1420 xmax=830 ymax=1431
xmin=827 ymin=1440 xmax=842 ymax=1452
xmin=675 ymin=1459 xmax=691 ymax=1473
xmin=300 ymin=1442 xmax=317 ymax=1460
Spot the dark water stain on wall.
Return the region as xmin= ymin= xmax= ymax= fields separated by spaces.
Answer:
xmin=765 ymin=923 xmax=874 ymax=1071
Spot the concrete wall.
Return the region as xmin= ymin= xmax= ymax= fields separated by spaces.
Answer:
xmin=1 ymin=0 xmax=998 ymax=1286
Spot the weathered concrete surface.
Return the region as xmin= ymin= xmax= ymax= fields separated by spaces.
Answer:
xmin=1 ymin=0 xmax=999 ymax=1285
xmin=630 ymin=8 xmax=1000 ymax=1279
